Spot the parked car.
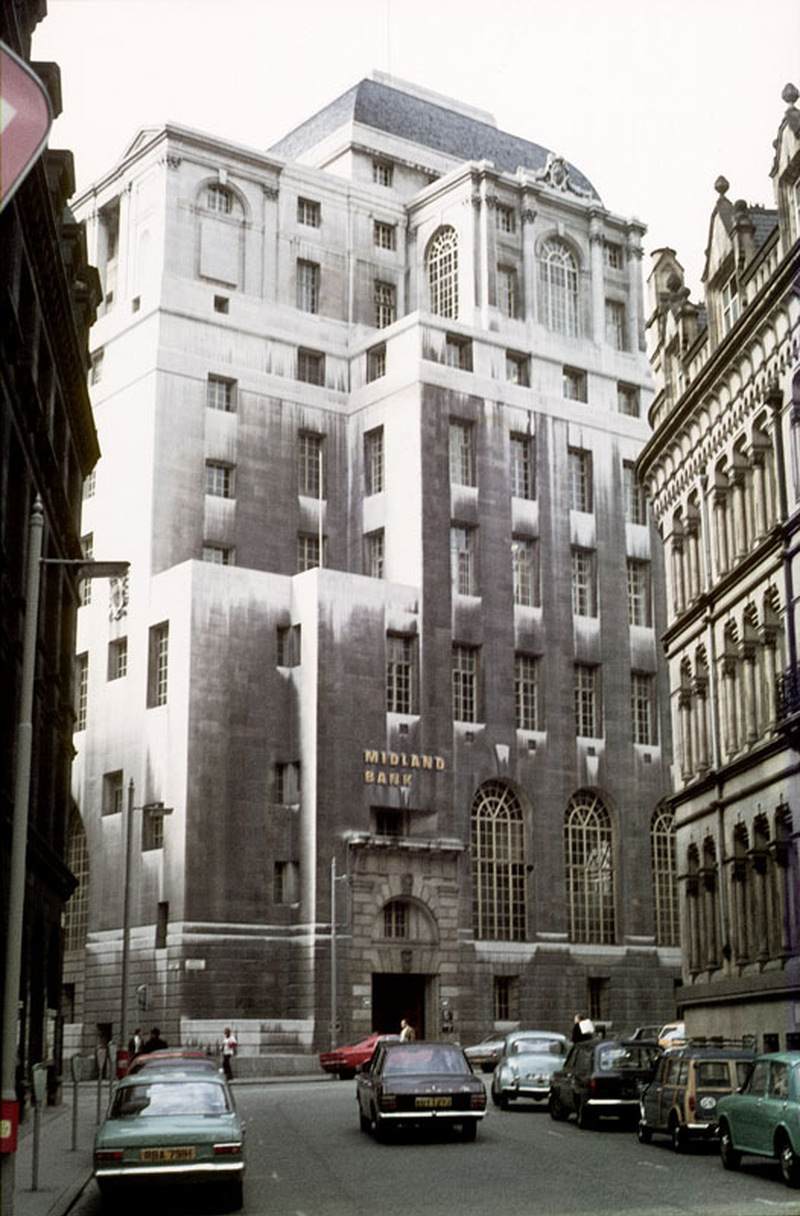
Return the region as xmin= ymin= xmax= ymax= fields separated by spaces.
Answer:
xmin=356 ymin=1040 xmax=487 ymax=1141
xmin=717 ymin=1052 xmax=800 ymax=1187
xmin=463 ymin=1033 xmax=508 ymax=1073
xmin=93 ymin=1069 xmax=245 ymax=1208
xmin=638 ymin=1041 xmax=756 ymax=1150
xmin=629 ymin=1025 xmax=663 ymax=1042
xmin=319 ymin=1033 xmax=399 ymax=1080
xmin=491 ymin=1032 xmax=568 ymax=1109
xmin=128 ymin=1049 xmax=221 ymax=1075
xmin=658 ymin=1021 xmax=687 ymax=1049
xmin=549 ymin=1038 xmax=659 ymax=1128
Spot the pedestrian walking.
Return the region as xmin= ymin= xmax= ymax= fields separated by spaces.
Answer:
xmin=128 ymin=1027 xmax=143 ymax=1057
xmin=142 ymin=1026 xmax=168 ymax=1052
xmin=221 ymin=1026 xmax=238 ymax=1080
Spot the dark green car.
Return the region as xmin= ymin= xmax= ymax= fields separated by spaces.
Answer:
xmin=717 ymin=1052 xmax=800 ymax=1187
xmin=93 ymin=1069 xmax=245 ymax=1208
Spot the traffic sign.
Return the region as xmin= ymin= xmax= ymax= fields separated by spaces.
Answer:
xmin=0 ymin=40 xmax=52 ymax=214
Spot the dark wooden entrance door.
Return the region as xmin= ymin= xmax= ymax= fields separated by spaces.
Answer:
xmin=372 ymin=973 xmax=426 ymax=1039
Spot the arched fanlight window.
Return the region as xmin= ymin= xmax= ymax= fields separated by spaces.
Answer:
xmin=537 ymin=238 xmax=579 ymax=336
xmin=427 ymin=227 xmax=459 ymax=319
xmin=471 ymin=780 xmax=525 ymax=941
xmin=564 ymin=790 xmax=615 ymax=943
xmin=651 ymin=806 xmax=679 ymax=946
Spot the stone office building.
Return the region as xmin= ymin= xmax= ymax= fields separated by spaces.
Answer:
xmin=66 ymin=74 xmax=679 ymax=1058
xmin=639 ymin=85 xmax=800 ymax=1048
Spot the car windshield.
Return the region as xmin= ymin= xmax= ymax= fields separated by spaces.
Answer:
xmin=597 ymin=1046 xmax=653 ymax=1072
xmin=383 ymin=1047 xmax=469 ymax=1076
xmin=111 ymin=1081 xmax=230 ymax=1118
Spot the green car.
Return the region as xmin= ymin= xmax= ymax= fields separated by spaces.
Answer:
xmin=717 ymin=1052 xmax=800 ymax=1187
xmin=93 ymin=1069 xmax=245 ymax=1208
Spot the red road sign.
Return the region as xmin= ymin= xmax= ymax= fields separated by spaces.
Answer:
xmin=0 ymin=40 xmax=52 ymax=213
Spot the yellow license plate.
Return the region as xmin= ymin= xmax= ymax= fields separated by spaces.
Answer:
xmin=140 ymin=1146 xmax=196 ymax=1163
xmin=415 ymin=1097 xmax=452 ymax=1109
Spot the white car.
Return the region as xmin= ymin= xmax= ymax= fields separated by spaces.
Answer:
xmin=491 ymin=1032 xmax=568 ymax=1109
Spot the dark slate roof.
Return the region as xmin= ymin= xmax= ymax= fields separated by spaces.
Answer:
xmin=269 ymin=78 xmax=600 ymax=201
xmin=751 ymin=207 xmax=779 ymax=252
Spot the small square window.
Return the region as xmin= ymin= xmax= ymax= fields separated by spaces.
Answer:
xmin=202 ymin=545 xmax=233 ymax=565
xmin=373 ymin=160 xmax=393 ymax=187
xmin=297 ymin=348 xmax=325 ymax=386
xmin=102 ymin=770 xmax=124 ymax=816
xmin=563 ymin=367 xmax=587 ymax=402
xmin=277 ymin=624 xmax=301 ymax=667
xmin=205 ymin=462 xmax=234 ymax=498
xmin=214 ymin=295 xmax=229 ymax=314
xmin=374 ymin=221 xmax=396 ymax=250
xmin=131 ymin=296 xmax=141 ymax=312
xmin=496 ymin=205 xmax=516 ymax=234
xmin=207 ymin=375 xmax=236 ymax=412
xmin=206 ymin=185 xmax=232 ymax=214
xmin=297 ymin=197 xmax=321 ymax=227
xmin=604 ymin=241 xmax=624 ymax=270
xmin=617 ymin=383 xmax=640 ymax=417
xmin=445 ymin=335 xmax=472 ymax=371
xmin=367 ymin=344 xmax=386 ymax=382
xmin=298 ymin=534 xmax=322 ymax=571
xmin=506 ymin=351 xmax=529 ymax=386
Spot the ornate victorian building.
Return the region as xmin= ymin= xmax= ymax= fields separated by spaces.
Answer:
xmin=639 ymin=85 xmax=800 ymax=1046
xmin=67 ymin=75 xmax=678 ymax=1059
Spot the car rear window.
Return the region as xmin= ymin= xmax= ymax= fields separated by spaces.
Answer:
xmin=696 ymin=1061 xmax=732 ymax=1087
xmin=112 ymin=1081 xmax=230 ymax=1118
xmin=383 ymin=1047 xmax=468 ymax=1076
xmin=510 ymin=1039 xmax=562 ymax=1056
xmin=597 ymin=1046 xmax=653 ymax=1072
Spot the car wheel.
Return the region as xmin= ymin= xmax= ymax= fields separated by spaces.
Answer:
xmin=491 ymin=1085 xmax=501 ymax=1107
xmin=719 ymin=1120 xmax=741 ymax=1171
xmin=577 ymin=1100 xmax=595 ymax=1130
xmin=778 ymin=1134 xmax=800 ymax=1187
xmin=461 ymin=1120 xmax=477 ymax=1142
xmin=359 ymin=1105 xmax=371 ymax=1133
xmin=637 ymin=1118 xmax=652 ymax=1144
xmin=225 ymin=1179 xmax=244 ymax=1211
xmin=500 ymin=1091 xmax=512 ymax=1111
xmin=339 ymin=1068 xmax=355 ymax=1081
xmin=670 ymin=1119 xmax=687 ymax=1153
xmin=372 ymin=1107 xmax=388 ymax=1142
xmin=549 ymin=1092 xmax=568 ymax=1122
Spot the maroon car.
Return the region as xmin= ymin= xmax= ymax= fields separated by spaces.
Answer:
xmin=319 ymin=1033 xmax=400 ymax=1080
xmin=128 ymin=1049 xmax=221 ymax=1075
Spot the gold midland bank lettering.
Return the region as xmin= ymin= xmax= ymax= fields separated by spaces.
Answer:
xmin=364 ymin=749 xmax=446 ymax=786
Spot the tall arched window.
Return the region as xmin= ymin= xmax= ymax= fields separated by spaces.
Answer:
xmin=64 ymin=811 xmax=89 ymax=952
xmin=427 ymin=227 xmax=459 ymax=319
xmin=538 ymin=238 xmax=579 ymax=336
xmin=651 ymin=806 xmax=679 ymax=946
xmin=471 ymin=780 xmax=525 ymax=941
xmin=564 ymin=790 xmax=615 ymax=943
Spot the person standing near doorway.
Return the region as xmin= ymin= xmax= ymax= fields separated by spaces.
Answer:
xmin=399 ymin=1018 xmax=415 ymax=1042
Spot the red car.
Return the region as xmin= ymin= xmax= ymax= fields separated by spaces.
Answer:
xmin=128 ymin=1049 xmax=221 ymax=1075
xmin=319 ymin=1034 xmax=400 ymax=1080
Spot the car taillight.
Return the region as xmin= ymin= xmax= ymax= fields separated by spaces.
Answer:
xmin=589 ymin=1078 xmax=597 ymax=1097
xmin=214 ymin=1143 xmax=243 ymax=1156
xmin=470 ymin=1092 xmax=486 ymax=1110
xmin=688 ymin=1095 xmax=695 ymax=1113
xmin=379 ymin=1095 xmax=397 ymax=1111
xmin=95 ymin=1150 xmax=123 ymax=1162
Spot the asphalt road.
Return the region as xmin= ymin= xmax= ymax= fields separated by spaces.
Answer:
xmin=75 ymin=1078 xmax=800 ymax=1216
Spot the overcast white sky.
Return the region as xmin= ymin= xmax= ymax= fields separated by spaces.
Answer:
xmin=33 ymin=0 xmax=799 ymax=297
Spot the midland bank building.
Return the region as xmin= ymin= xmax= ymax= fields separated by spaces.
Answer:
xmin=64 ymin=74 xmax=680 ymax=1060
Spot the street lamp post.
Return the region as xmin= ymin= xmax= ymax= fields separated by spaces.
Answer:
xmin=0 ymin=496 xmax=128 ymax=1216
xmin=119 ymin=790 xmax=171 ymax=1049
xmin=330 ymin=854 xmax=349 ymax=1051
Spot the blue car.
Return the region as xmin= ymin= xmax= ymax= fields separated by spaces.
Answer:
xmin=717 ymin=1052 xmax=800 ymax=1187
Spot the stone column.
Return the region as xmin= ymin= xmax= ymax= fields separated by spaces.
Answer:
xmin=521 ymin=199 xmax=537 ymax=322
xmin=589 ymin=215 xmax=605 ymax=345
xmin=625 ymin=226 xmax=643 ymax=351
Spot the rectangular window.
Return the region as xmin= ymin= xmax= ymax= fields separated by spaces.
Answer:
xmin=496 ymin=205 xmax=516 ymax=234
xmin=373 ymin=220 xmax=396 ymax=250
xmin=75 ymin=653 xmax=88 ymax=731
xmin=207 ymin=375 xmax=236 ymax=412
xmin=445 ymin=335 xmax=472 ymax=371
xmin=107 ymin=637 xmax=128 ymax=681
xmin=563 ymin=366 xmax=587 ymax=402
xmin=497 ymin=266 xmax=517 ymax=318
xmin=452 ymin=645 xmax=478 ymax=722
xmin=367 ymin=344 xmax=386 ymax=382
xmin=148 ymin=622 xmax=169 ymax=707
xmin=515 ymin=653 xmax=540 ymax=731
xmin=574 ymin=664 xmax=600 ymax=737
xmin=143 ymin=806 xmax=165 ymax=852
xmin=493 ymin=975 xmax=518 ymax=1021
xmin=721 ymin=277 xmax=740 ymax=334
xmin=276 ymin=624 xmax=301 ymax=667
xmin=387 ymin=634 xmax=416 ymax=714
xmin=205 ymin=461 xmax=234 ymax=499
xmin=213 ymin=295 xmax=229 ymax=314
xmin=102 ymin=770 xmax=124 ymax=816
xmin=155 ymin=901 xmax=169 ymax=949
xmin=510 ymin=433 xmax=534 ymax=498
xmin=449 ymin=420 xmax=475 ymax=486
xmin=373 ymin=808 xmax=404 ymax=837
xmin=83 ymin=469 xmax=96 ymax=499
xmin=506 ymin=351 xmax=529 ymax=386
xmin=627 ymin=560 xmax=651 ymax=626
xmin=90 ymin=348 xmax=104 ymax=385
xmin=274 ymin=761 xmax=301 ymax=804
xmin=374 ymin=280 xmax=396 ymax=328
xmin=606 ymin=299 xmax=627 ymax=350
xmin=298 ymin=534 xmax=321 ymax=571
xmin=274 ymin=862 xmax=300 ymax=904
xmin=206 ymin=185 xmax=231 ymax=214
xmin=80 ymin=533 xmax=93 ymax=606
xmin=571 ymin=548 xmax=597 ymax=617
xmin=296 ymin=259 xmax=320 ymax=313
xmin=202 ymin=544 xmax=233 ymax=565
xmin=373 ymin=160 xmax=393 ymax=187
xmin=365 ymin=530 xmax=385 ymax=579
xmin=617 ymin=383 xmax=639 ymax=417
xmin=297 ymin=197 xmax=320 ymax=227
xmin=568 ymin=448 xmax=593 ymax=513
xmin=297 ymin=347 xmax=325 ymax=386
xmin=622 ymin=460 xmax=646 ymax=524
xmin=298 ymin=431 xmax=324 ymax=497
xmin=512 ymin=537 xmax=537 ymax=607
xmin=364 ymin=426 xmax=384 ymax=495
xmin=632 ymin=672 xmax=655 ymax=745
xmin=384 ymin=901 xmax=408 ymax=938
xmin=451 ymin=525 xmax=476 ymax=596
xmin=604 ymin=241 xmax=624 ymax=270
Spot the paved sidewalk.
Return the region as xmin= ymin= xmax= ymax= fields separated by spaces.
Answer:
xmin=10 ymin=1081 xmax=106 ymax=1216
